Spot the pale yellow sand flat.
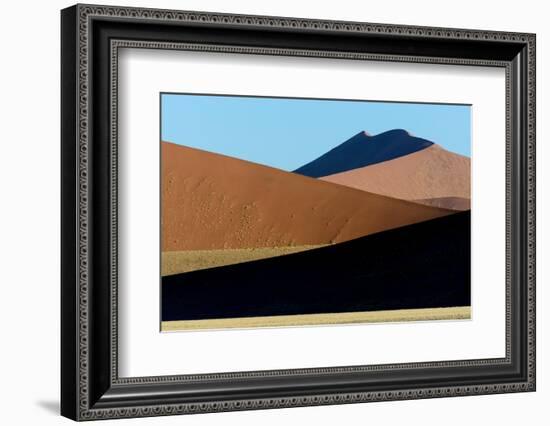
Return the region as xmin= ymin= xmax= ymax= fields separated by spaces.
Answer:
xmin=161 ymin=306 xmax=471 ymax=331
xmin=162 ymin=245 xmax=325 ymax=276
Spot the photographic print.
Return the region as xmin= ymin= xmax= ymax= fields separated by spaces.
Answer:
xmin=160 ymin=93 xmax=472 ymax=331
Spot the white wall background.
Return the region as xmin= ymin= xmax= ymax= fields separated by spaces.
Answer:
xmin=0 ymin=0 xmax=546 ymax=424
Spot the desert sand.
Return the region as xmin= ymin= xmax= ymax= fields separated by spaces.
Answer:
xmin=162 ymin=245 xmax=325 ymax=276
xmin=162 ymin=141 xmax=454 ymax=251
xmin=161 ymin=306 xmax=471 ymax=331
xmin=320 ymin=145 xmax=470 ymax=210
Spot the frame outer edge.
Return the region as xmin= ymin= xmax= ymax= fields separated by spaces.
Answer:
xmin=61 ymin=4 xmax=80 ymax=422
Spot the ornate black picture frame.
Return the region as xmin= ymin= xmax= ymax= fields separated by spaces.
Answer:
xmin=61 ymin=4 xmax=536 ymax=421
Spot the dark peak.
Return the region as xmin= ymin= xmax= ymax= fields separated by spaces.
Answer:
xmin=294 ymin=129 xmax=433 ymax=178
xmin=346 ymin=130 xmax=371 ymax=140
xmin=379 ymin=128 xmax=413 ymax=137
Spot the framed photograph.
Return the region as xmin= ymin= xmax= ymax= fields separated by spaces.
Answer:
xmin=61 ymin=4 xmax=536 ymax=421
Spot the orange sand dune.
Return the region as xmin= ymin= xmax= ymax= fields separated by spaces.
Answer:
xmin=162 ymin=142 xmax=454 ymax=251
xmin=320 ymin=145 xmax=470 ymax=210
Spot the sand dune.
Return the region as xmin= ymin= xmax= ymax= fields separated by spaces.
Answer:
xmin=321 ymin=145 xmax=470 ymax=210
xmin=162 ymin=141 xmax=453 ymax=251
xmin=293 ymin=129 xmax=433 ymax=178
xmin=414 ymin=197 xmax=470 ymax=210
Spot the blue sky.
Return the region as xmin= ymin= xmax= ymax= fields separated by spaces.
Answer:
xmin=161 ymin=93 xmax=471 ymax=171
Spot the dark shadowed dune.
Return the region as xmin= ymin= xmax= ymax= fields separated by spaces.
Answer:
xmin=293 ymin=129 xmax=433 ymax=178
xmin=162 ymin=211 xmax=470 ymax=322
xmin=415 ymin=197 xmax=471 ymax=210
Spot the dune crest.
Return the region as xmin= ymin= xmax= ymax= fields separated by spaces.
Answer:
xmin=415 ymin=197 xmax=470 ymax=211
xmin=162 ymin=141 xmax=453 ymax=251
xmin=293 ymin=129 xmax=433 ymax=178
